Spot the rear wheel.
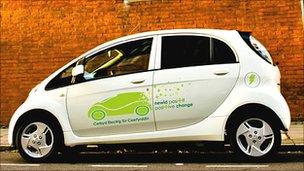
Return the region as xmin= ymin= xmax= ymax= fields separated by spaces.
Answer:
xmin=16 ymin=119 xmax=60 ymax=162
xmin=229 ymin=116 xmax=281 ymax=159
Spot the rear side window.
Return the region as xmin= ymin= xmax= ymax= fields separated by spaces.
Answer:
xmin=161 ymin=36 xmax=210 ymax=69
xmin=161 ymin=35 xmax=236 ymax=69
xmin=212 ymin=38 xmax=236 ymax=64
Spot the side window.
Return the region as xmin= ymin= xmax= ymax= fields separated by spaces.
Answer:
xmin=45 ymin=62 xmax=76 ymax=90
xmin=83 ymin=38 xmax=152 ymax=80
xmin=161 ymin=36 xmax=210 ymax=69
xmin=212 ymin=38 xmax=236 ymax=64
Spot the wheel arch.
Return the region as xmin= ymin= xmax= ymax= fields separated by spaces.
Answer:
xmin=12 ymin=109 xmax=64 ymax=149
xmin=224 ymin=103 xmax=286 ymax=143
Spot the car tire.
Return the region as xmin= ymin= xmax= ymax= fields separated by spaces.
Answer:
xmin=16 ymin=118 xmax=61 ymax=162
xmin=229 ymin=114 xmax=281 ymax=160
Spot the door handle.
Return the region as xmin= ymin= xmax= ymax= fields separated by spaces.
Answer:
xmin=131 ymin=79 xmax=145 ymax=84
xmin=213 ymin=70 xmax=229 ymax=76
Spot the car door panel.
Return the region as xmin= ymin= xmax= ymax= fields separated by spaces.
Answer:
xmin=153 ymin=64 xmax=239 ymax=130
xmin=67 ymin=72 xmax=154 ymax=137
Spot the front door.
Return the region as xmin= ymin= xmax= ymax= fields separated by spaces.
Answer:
xmin=67 ymin=37 xmax=157 ymax=137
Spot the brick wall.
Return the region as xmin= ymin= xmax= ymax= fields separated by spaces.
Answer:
xmin=1 ymin=0 xmax=303 ymax=125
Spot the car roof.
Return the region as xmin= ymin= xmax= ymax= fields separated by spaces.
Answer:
xmin=113 ymin=28 xmax=236 ymax=40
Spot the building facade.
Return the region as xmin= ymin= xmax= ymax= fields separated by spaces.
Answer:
xmin=1 ymin=0 xmax=303 ymax=125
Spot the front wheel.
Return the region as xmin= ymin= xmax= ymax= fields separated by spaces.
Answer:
xmin=16 ymin=119 xmax=60 ymax=162
xmin=229 ymin=116 xmax=281 ymax=159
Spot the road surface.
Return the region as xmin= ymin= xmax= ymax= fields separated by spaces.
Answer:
xmin=0 ymin=150 xmax=303 ymax=171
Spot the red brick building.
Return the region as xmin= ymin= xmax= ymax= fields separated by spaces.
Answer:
xmin=1 ymin=0 xmax=303 ymax=125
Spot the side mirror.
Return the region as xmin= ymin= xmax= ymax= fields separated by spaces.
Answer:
xmin=72 ymin=65 xmax=84 ymax=77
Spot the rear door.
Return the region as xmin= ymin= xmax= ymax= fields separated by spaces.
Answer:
xmin=153 ymin=34 xmax=240 ymax=130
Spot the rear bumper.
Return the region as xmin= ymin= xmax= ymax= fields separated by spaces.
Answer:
xmin=280 ymin=116 xmax=291 ymax=131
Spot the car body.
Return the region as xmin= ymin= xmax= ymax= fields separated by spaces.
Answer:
xmin=8 ymin=29 xmax=290 ymax=162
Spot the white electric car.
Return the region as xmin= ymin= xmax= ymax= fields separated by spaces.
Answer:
xmin=8 ymin=29 xmax=290 ymax=162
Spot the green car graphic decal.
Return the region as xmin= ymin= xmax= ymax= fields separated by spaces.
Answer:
xmin=88 ymin=92 xmax=150 ymax=121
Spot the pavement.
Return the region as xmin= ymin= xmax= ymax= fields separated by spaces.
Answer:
xmin=0 ymin=122 xmax=303 ymax=151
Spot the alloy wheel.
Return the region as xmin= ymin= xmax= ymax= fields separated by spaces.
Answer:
xmin=236 ymin=118 xmax=275 ymax=157
xmin=20 ymin=122 xmax=54 ymax=158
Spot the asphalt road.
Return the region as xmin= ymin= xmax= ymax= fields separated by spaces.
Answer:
xmin=0 ymin=150 xmax=303 ymax=171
